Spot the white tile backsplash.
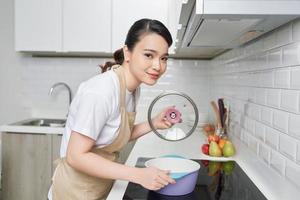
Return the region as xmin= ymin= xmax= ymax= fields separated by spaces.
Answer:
xmin=282 ymin=43 xmax=300 ymax=67
xmin=211 ymin=18 xmax=300 ymax=183
xmin=279 ymin=133 xmax=297 ymax=161
xmin=273 ymin=110 xmax=289 ymax=133
xmin=265 ymin=127 xmax=280 ymax=150
xmin=258 ymin=143 xmax=270 ymax=165
xmin=291 ymin=66 xmax=300 ymax=89
xmin=274 ymin=69 xmax=290 ymax=88
xmin=288 ymin=114 xmax=300 ymax=139
xmin=266 ymin=88 xmax=281 ymax=108
xmin=280 ymin=89 xmax=299 ymax=113
xmin=261 ymin=107 xmax=273 ymax=126
xmin=270 ymin=150 xmax=286 ymax=176
xmin=285 ymin=160 xmax=300 ymax=188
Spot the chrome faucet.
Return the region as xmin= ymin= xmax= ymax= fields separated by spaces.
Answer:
xmin=49 ymin=82 xmax=72 ymax=106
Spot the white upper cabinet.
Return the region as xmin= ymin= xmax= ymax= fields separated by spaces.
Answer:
xmin=15 ymin=0 xmax=111 ymax=53
xmin=63 ymin=0 xmax=111 ymax=52
xmin=112 ymin=0 xmax=169 ymax=52
xmin=15 ymin=0 xmax=62 ymax=51
xmin=15 ymin=0 xmax=181 ymax=54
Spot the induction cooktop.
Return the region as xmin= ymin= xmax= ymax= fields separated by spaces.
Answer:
xmin=122 ymin=157 xmax=267 ymax=200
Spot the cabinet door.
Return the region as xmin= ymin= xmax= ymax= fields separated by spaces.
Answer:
xmin=2 ymin=133 xmax=52 ymax=200
xmin=15 ymin=0 xmax=62 ymax=51
xmin=51 ymin=134 xmax=62 ymax=173
xmin=112 ymin=0 xmax=169 ymax=51
xmin=63 ymin=0 xmax=112 ymax=52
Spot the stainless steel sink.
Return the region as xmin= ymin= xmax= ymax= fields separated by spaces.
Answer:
xmin=14 ymin=118 xmax=66 ymax=127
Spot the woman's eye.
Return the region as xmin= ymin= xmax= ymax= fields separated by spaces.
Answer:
xmin=144 ymin=53 xmax=153 ymax=59
xmin=161 ymin=57 xmax=168 ymax=62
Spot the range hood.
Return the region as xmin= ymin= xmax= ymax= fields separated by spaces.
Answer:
xmin=174 ymin=0 xmax=300 ymax=59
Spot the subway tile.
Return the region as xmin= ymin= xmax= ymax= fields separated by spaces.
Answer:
xmin=255 ymin=88 xmax=267 ymax=105
xmin=268 ymin=49 xmax=282 ymax=68
xmin=248 ymin=135 xmax=258 ymax=154
xmin=288 ymin=114 xmax=300 ymax=139
xmin=247 ymin=118 xmax=255 ymax=135
xmin=270 ymin=150 xmax=286 ymax=176
xmin=282 ymin=43 xmax=300 ymax=67
xmin=261 ymin=107 xmax=273 ymax=126
xmin=291 ymin=66 xmax=300 ymax=89
xmin=255 ymin=121 xmax=265 ymax=142
xmin=259 ymin=71 xmax=274 ymax=87
xmin=274 ymin=69 xmax=290 ymax=88
xmin=273 ymin=110 xmax=289 ymax=133
xmin=257 ymin=53 xmax=268 ymax=69
xmin=292 ymin=19 xmax=300 ymax=42
xmin=241 ymin=129 xmax=249 ymax=145
xmin=248 ymin=88 xmax=256 ymax=102
xmin=251 ymin=104 xmax=261 ymax=121
xmin=285 ymin=160 xmax=300 ymax=188
xmin=297 ymin=142 xmax=300 ymax=163
xmin=266 ymin=88 xmax=281 ymax=108
xmin=258 ymin=143 xmax=270 ymax=165
xmin=276 ymin=24 xmax=292 ymax=46
xmin=265 ymin=127 xmax=280 ymax=150
xmin=280 ymin=90 xmax=299 ymax=113
xmin=279 ymin=133 xmax=297 ymax=160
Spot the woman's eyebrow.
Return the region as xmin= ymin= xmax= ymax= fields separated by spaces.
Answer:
xmin=143 ymin=49 xmax=169 ymax=56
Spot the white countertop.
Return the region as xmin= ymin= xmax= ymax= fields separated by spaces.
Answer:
xmin=106 ymin=130 xmax=300 ymax=200
xmin=0 ymin=119 xmax=64 ymax=135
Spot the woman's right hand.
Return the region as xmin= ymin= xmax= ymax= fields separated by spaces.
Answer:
xmin=136 ymin=167 xmax=176 ymax=191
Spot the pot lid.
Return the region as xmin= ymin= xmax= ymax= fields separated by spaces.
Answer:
xmin=147 ymin=91 xmax=199 ymax=141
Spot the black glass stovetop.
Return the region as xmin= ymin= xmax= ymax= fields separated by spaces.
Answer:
xmin=123 ymin=157 xmax=267 ymax=200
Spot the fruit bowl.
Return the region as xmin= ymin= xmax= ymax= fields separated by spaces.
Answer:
xmin=200 ymin=133 xmax=236 ymax=161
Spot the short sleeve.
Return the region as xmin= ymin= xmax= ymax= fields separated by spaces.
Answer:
xmin=72 ymin=92 xmax=109 ymax=140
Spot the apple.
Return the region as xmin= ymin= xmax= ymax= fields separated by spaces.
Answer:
xmin=201 ymin=144 xmax=209 ymax=155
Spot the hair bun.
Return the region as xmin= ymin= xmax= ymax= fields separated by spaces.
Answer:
xmin=113 ymin=48 xmax=124 ymax=65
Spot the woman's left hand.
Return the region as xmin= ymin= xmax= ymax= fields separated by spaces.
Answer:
xmin=151 ymin=106 xmax=176 ymax=130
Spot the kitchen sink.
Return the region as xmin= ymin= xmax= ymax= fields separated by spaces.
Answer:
xmin=14 ymin=118 xmax=66 ymax=127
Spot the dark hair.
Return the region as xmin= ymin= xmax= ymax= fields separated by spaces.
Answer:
xmin=100 ymin=18 xmax=173 ymax=73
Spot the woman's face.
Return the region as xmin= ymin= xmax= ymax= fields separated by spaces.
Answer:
xmin=125 ymin=33 xmax=169 ymax=86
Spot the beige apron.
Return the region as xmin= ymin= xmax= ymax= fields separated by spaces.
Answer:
xmin=52 ymin=65 xmax=136 ymax=200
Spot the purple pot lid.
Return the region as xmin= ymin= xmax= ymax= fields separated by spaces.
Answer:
xmin=147 ymin=91 xmax=199 ymax=141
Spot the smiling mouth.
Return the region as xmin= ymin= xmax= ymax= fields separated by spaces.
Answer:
xmin=147 ymin=72 xmax=159 ymax=80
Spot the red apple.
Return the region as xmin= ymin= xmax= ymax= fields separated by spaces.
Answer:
xmin=201 ymin=144 xmax=210 ymax=155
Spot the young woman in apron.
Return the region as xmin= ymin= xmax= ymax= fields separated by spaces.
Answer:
xmin=48 ymin=18 xmax=175 ymax=200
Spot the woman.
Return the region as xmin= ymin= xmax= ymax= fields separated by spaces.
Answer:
xmin=48 ymin=18 xmax=175 ymax=200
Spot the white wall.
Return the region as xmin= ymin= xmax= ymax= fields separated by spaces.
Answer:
xmin=0 ymin=0 xmax=211 ymax=125
xmin=211 ymin=18 xmax=300 ymax=188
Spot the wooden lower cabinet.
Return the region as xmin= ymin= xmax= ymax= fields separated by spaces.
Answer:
xmin=1 ymin=133 xmax=62 ymax=200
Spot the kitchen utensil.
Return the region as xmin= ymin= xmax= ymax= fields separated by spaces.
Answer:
xmin=218 ymin=99 xmax=225 ymax=128
xmin=210 ymin=101 xmax=222 ymax=129
xmin=148 ymin=91 xmax=199 ymax=141
xmin=145 ymin=156 xmax=200 ymax=196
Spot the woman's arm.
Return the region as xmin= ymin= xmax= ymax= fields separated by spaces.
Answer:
xmin=66 ymin=131 xmax=175 ymax=190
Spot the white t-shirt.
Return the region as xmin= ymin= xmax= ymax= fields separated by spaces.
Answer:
xmin=60 ymin=69 xmax=139 ymax=157
xmin=48 ymin=70 xmax=139 ymax=200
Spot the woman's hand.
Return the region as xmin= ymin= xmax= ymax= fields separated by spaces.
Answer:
xmin=151 ymin=106 xmax=177 ymax=130
xmin=136 ymin=167 xmax=176 ymax=191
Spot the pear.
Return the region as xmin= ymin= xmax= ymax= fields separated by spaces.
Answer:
xmin=208 ymin=161 xmax=221 ymax=176
xmin=222 ymin=141 xmax=236 ymax=157
xmin=209 ymin=141 xmax=222 ymax=157
xmin=222 ymin=161 xmax=235 ymax=175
